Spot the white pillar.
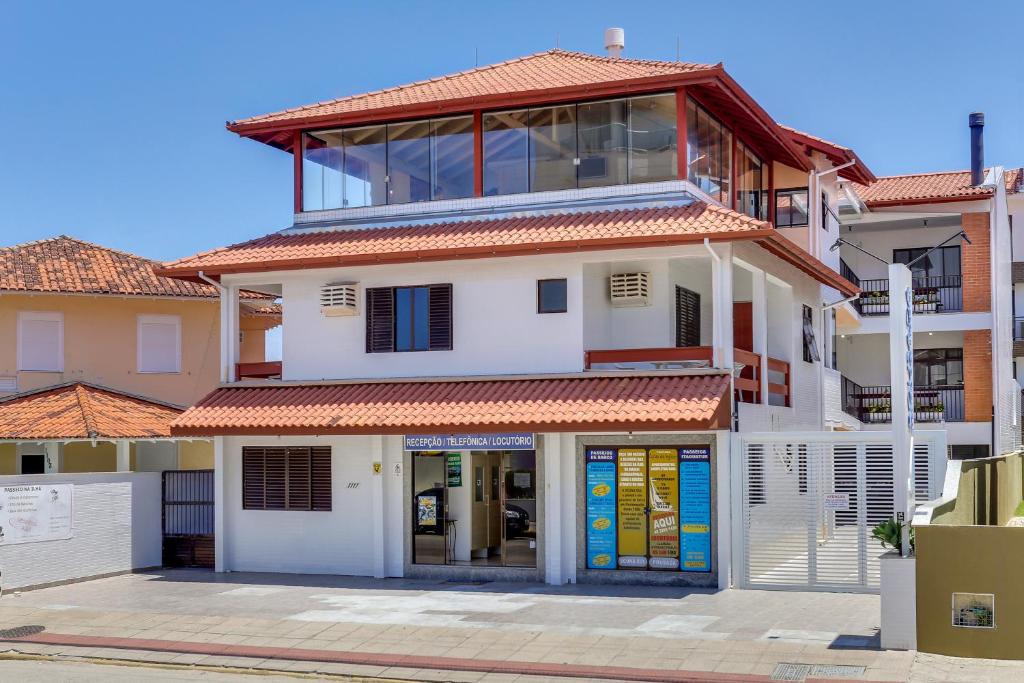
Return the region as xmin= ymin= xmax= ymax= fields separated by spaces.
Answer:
xmin=382 ymin=435 xmax=404 ymax=577
xmin=116 ymin=440 xmax=130 ymax=472
xmin=560 ymin=433 xmax=577 ymax=583
xmin=219 ymin=286 xmax=231 ymax=383
xmin=370 ymin=435 xmax=386 ymax=579
xmin=717 ymin=431 xmax=734 ymax=590
xmin=43 ymin=442 xmax=60 ymax=473
xmin=888 ymin=263 xmax=915 ymax=556
xmin=751 ymin=268 xmax=769 ymax=404
xmin=214 ymin=436 xmax=226 ymax=572
xmin=709 ymin=244 xmax=735 ymax=370
xmin=543 ymin=433 xmax=563 ymax=585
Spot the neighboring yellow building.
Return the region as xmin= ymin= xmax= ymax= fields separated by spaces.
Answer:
xmin=0 ymin=236 xmax=279 ymax=474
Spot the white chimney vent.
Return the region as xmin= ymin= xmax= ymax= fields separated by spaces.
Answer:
xmin=604 ymin=27 xmax=625 ymax=58
xmin=320 ymin=282 xmax=359 ymax=316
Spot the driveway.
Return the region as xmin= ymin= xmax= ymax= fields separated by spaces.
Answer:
xmin=0 ymin=570 xmax=1016 ymax=681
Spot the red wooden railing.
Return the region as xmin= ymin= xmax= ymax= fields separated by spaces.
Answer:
xmin=235 ymin=360 xmax=282 ymax=381
xmin=583 ymin=346 xmax=791 ymax=407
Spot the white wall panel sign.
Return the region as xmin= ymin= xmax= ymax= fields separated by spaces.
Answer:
xmin=0 ymin=484 xmax=73 ymax=545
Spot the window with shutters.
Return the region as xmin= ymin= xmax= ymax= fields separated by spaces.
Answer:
xmin=137 ymin=314 xmax=181 ymax=373
xmin=242 ymin=446 xmax=332 ymax=511
xmin=366 ymin=284 xmax=452 ymax=353
xmin=17 ymin=311 xmax=63 ymax=372
xmin=675 ymin=286 xmax=701 ymax=348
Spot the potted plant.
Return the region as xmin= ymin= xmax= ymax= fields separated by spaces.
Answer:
xmin=860 ymin=290 xmax=889 ymax=315
xmin=876 ymin=517 xmax=917 ymax=650
xmin=865 ymin=401 xmax=891 ymax=423
xmin=913 ymin=288 xmax=939 ymax=313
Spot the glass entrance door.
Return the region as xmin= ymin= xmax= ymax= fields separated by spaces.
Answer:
xmin=501 ymin=451 xmax=536 ymax=567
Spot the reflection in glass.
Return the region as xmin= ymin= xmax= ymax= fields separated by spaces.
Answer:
xmin=775 ymin=188 xmax=809 ymax=227
xmin=686 ymin=98 xmax=731 ymax=205
xmin=412 ymin=452 xmax=446 ymax=565
xmin=302 ymin=131 xmax=344 ymax=210
xmin=736 ymin=141 xmax=767 ymax=220
xmin=629 ymin=94 xmax=677 ymax=183
xmin=431 ymin=116 xmax=474 ymax=200
xmin=342 ymin=125 xmax=387 ymax=207
xmin=395 ymin=286 xmax=429 ymax=352
xmin=577 ymin=99 xmax=628 ymax=188
xmin=387 ymin=121 xmax=431 ymax=204
xmin=483 ymin=110 xmax=529 ymax=196
xmin=529 ymin=105 xmax=577 ymax=192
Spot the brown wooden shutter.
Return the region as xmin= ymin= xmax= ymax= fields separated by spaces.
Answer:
xmin=263 ymin=447 xmax=287 ymax=510
xmin=366 ymin=287 xmax=395 ymax=353
xmin=311 ymin=446 xmax=332 ymax=511
xmin=242 ymin=447 xmax=265 ymax=510
xmin=675 ymin=286 xmax=701 ymax=348
xmin=427 ymin=283 xmax=453 ymax=351
xmin=286 ymin=447 xmax=311 ymax=510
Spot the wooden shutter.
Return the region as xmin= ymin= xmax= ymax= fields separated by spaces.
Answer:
xmin=311 ymin=447 xmax=332 ymax=511
xmin=675 ymin=286 xmax=701 ymax=348
xmin=242 ymin=447 xmax=266 ymax=510
xmin=366 ymin=287 xmax=395 ymax=353
xmin=427 ymin=283 xmax=453 ymax=351
xmin=286 ymin=447 xmax=311 ymax=510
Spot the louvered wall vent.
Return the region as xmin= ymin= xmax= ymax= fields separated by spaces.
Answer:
xmin=609 ymin=272 xmax=651 ymax=307
xmin=320 ymin=283 xmax=358 ymax=316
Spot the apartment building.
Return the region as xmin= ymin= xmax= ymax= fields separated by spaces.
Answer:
xmin=0 ymin=236 xmax=279 ymax=474
xmin=829 ymin=121 xmax=1021 ymax=459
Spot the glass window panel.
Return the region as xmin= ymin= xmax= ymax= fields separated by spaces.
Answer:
xmin=736 ymin=143 xmax=765 ymax=219
xmin=775 ymin=188 xmax=809 ymax=227
xmin=483 ymin=110 xmax=529 ymax=196
xmin=943 ymin=246 xmax=961 ymax=277
xmin=529 ymin=105 xmax=577 ymax=192
xmin=431 ymin=116 xmax=474 ymax=200
xmin=342 ymin=125 xmax=387 ymax=207
xmin=387 ymin=121 xmax=431 ymax=205
xmin=577 ymin=99 xmax=627 ymax=188
xmin=686 ymin=99 xmax=699 ymax=184
xmin=302 ymin=131 xmax=344 ymax=211
xmin=413 ymin=286 xmax=429 ymax=351
xmin=708 ymin=117 xmax=721 ymax=197
xmin=629 ymin=93 xmax=677 ymax=183
xmin=537 ymin=279 xmax=568 ymax=313
xmin=720 ymin=126 xmax=732 ymax=206
xmin=395 ymin=288 xmax=413 ymax=351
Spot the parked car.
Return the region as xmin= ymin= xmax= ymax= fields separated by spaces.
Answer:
xmin=414 ymin=487 xmax=530 ymax=538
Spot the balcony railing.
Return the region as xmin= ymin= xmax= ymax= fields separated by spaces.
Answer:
xmin=583 ymin=346 xmax=790 ymax=406
xmin=235 ymin=360 xmax=282 ymax=381
xmin=855 ymin=275 xmax=962 ymax=316
xmin=839 ymin=258 xmax=861 ymax=288
xmin=841 ymin=376 xmax=964 ymax=423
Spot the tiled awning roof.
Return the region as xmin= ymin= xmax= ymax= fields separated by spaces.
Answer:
xmin=779 ymin=125 xmax=876 ymax=186
xmin=170 ymin=374 xmax=732 ymax=436
xmin=0 ymin=382 xmax=184 ymax=440
xmin=156 ymin=203 xmax=859 ymax=297
xmin=851 ymin=168 xmax=1023 ymax=207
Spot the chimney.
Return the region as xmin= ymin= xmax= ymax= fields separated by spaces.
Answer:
xmin=969 ymin=112 xmax=985 ymax=186
xmin=604 ymin=28 xmax=625 ymax=58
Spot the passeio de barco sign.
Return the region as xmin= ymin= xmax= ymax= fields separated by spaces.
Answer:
xmin=403 ymin=433 xmax=535 ymax=451
xmin=0 ymin=484 xmax=73 ymax=545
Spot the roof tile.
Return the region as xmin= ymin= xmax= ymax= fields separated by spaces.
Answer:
xmin=852 ymin=168 xmax=1023 ymax=206
xmin=170 ymin=374 xmax=731 ymax=436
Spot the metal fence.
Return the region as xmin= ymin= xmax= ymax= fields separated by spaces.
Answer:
xmin=841 ymin=376 xmax=964 ymax=423
xmin=856 ymin=275 xmax=962 ymax=316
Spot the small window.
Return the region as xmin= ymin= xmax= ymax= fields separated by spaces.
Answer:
xmin=537 ymin=279 xmax=567 ymax=313
xmin=137 ymin=315 xmax=181 ymax=373
xmin=242 ymin=446 xmax=331 ymax=511
xmin=802 ymin=305 xmax=820 ymax=363
xmin=366 ymin=284 xmax=452 ymax=353
xmin=775 ymin=188 xmax=809 ymax=228
xmin=17 ymin=311 xmax=63 ymax=372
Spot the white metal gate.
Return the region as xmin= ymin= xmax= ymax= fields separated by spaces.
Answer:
xmin=734 ymin=431 xmax=946 ymax=592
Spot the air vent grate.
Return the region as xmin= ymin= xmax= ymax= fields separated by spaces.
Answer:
xmin=320 ymin=283 xmax=358 ymax=317
xmin=609 ymin=272 xmax=651 ymax=307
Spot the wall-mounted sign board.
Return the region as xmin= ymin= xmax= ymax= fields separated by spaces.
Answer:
xmin=404 ymin=433 xmax=535 ymax=451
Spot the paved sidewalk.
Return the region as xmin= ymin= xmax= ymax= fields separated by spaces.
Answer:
xmin=0 ymin=570 xmax=1017 ymax=682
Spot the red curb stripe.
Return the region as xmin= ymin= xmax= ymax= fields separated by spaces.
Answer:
xmin=2 ymin=631 xmax=776 ymax=682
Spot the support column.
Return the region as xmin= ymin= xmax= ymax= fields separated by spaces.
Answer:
xmin=751 ymin=269 xmax=769 ymax=404
xmin=371 ymin=435 xmax=386 ymax=579
xmin=43 ymin=442 xmax=60 ymax=473
xmin=214 ymin=436 xmax=225 ymax=572
xmin=718 ymin=430 xmax=734 ymax=590
xmin=560 ymin=433 xmax=578 ymax=583
xmin=116 ymin=440 xmax=130 ymax=472
xmin=709 ymin=243 xmax=735 ymax=370
xmin=543 ymin=433 xmax=563 ymax=586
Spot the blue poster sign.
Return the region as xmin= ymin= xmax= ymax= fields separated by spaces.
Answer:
xmin=586 ymin=448 xmax=617 ymax=569
xmin=679 ymin=447 xmax=711 ymax=572
xmin=404 ymin=433 xmax=535 ymax=451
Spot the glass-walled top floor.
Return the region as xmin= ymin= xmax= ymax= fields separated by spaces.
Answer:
xmin=300 ymin=93 xmax=772 ymax=221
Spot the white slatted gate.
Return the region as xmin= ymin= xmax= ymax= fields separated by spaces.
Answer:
xmin=734 ymin=431 xmax=946 ymax=593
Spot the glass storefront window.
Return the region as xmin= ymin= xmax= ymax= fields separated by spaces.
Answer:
xmin=431 ymin=116 xmax=474 ymax=200
xmin=483 ymin=110 xmax=529 ymax=196
xmin=628 ymin=93 xmax=677 ymax=183
xmin=302 ymin=130 xmax=344 ymax=211
xmin=686 ymin=98 xmax=731 ymax=205
xmin=577 ymin=99 xmax=628 ymax=188
xmin=387 ymin=121 xmax=431 ymax=204
xmin=529 ymin=105 xmax=577 ymax=192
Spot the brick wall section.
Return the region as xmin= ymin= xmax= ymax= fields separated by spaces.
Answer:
xmin=964 ymin=329 xmax=993 ymax=422
xmin=1012 ymin=261 xmax=1024 ymax=284
xmin=961 ymin=212 xmax=991 ymax=312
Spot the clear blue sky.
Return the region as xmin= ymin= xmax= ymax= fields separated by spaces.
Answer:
xmin=2 ymin=1 xmax=1022 ymax=262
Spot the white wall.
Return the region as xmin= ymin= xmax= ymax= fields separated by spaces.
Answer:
xmin=838 ymin=331 xmax=964 ymax=387
xmin=840 ymin=220 xmax=964 ymax=284
xmin=221 ymin=435 xmax=402 ymax=576
xmin=0 ymin=472 xmax=162 ymax=590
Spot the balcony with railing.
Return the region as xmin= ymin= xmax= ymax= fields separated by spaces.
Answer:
xmin=583 ymin=346 xmax=791 ymax=406
xmin=840 ymin=375 xmax=964 ymax=423
xmin=854 ymin=275 xmax=962 ymax=316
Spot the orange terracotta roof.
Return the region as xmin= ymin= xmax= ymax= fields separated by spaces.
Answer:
xmin=170 ymin=374 xmax=732 ymax=436
xmin=780 ymin=125 xmax=876 ymax=185
xmin=0 ymin=382 xmax=183 ymax=440
xmin=157 ymin=203 xmax=858 ymax=297
xmin=0 ymin=235 xmax=268 ymax=299
xmin=851 ymin=168 xmax=1023 ymax=207
xmin=230 ymin=50 xmax=715 ymax=132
